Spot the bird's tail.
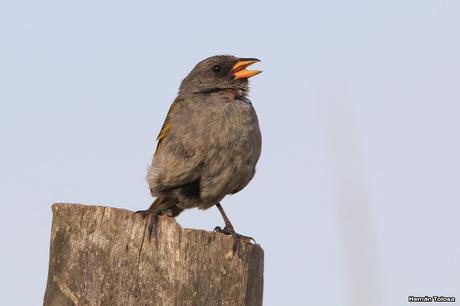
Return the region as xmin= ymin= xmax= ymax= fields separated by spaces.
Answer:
xmin=148 ymin=197 xmax=183 ymax=217
xmin=147 ymin=197 xmax=165 ymax=211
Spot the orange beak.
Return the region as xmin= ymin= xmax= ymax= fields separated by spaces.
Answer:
xmin=231 ymin=58 xmax=262 ymax=80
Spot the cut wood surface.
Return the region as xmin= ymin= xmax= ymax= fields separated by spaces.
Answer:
xmin=44 ymin=203 xmax=263 ymax=306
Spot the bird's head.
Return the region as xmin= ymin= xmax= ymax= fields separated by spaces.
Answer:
xmin=178 ymin=55 xmax=261 ymax=95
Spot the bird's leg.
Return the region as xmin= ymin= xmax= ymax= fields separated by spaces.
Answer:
xmin=214 ymin=203 xmax=235 ymax=234
xmin=213 ymin=203 xmax=255 ymax=253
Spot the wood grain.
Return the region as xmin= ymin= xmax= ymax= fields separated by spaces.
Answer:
xmin=44 ymin=203 xmax=263 ymax=306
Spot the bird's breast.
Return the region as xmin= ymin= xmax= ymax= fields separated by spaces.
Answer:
xmin=208 ymin=100 xmax=258 ymax=143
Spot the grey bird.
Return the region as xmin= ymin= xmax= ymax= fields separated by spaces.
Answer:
xmin=137 ymin=55 xmax=262 ymax=247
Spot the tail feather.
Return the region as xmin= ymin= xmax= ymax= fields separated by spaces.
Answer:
xmin=147 ymin=197 xmax=183 ymax=217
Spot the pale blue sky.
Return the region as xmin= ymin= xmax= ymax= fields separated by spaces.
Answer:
xmin=1 ymin=1 xmax=459 ymax=305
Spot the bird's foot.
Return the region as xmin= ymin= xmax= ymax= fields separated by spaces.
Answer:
xmin=134 ymin=209 xmax=150 ymax=218
xmin=214 ymin=225 xmax=255 ymax=253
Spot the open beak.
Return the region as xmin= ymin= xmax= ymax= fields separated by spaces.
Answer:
xmin=231 ymin=58 xmax=262 ymax=80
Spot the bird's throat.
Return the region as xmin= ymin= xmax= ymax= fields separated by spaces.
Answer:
xmin=195 ymin=87 xmax=247 ymax=101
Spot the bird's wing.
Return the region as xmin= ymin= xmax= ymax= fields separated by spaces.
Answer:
xmin=149 ymin=98 xmax=203 ymax=194
xmin=154 ymin=102 xmax=176 ymax=155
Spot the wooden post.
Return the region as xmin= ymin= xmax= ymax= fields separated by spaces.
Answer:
xmin=44 ymin=203 xmax=263 ymax=306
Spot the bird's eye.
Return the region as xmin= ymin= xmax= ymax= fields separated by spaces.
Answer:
xmin=212 ymin=65 xmax=221 ymax=73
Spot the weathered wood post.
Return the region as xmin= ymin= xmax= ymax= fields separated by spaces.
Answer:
xmin=44 ymin=203 xmax=263 ymax=306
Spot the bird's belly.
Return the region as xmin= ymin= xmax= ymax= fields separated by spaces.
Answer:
xmin=198 ymin=105 xmax=261 ymax=206
xmin=169 ymin=100 xmax=261 ymax=210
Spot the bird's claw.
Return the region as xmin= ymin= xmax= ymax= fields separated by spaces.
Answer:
xmin=214 ymin=225 xmax=255 ymax=241
xmin=213 ymin=225 xmax=256 ymax=253
xmin=134 ymin=209 xmax=150 ymax=218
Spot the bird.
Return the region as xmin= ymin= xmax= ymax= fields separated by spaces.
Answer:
xmin=137 ymin=55 xmax=262 ymax=249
